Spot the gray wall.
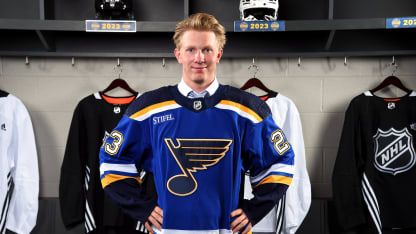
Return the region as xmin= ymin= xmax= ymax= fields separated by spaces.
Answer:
xmin=1 ymin=56 xmax=416 ymax=199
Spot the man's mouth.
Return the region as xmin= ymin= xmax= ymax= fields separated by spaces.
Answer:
xmin=192 ymin=66 xmax=206 ymax=71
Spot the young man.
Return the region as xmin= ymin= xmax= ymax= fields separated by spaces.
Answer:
xmin=99 ymin=13 xmax=294 ymax=234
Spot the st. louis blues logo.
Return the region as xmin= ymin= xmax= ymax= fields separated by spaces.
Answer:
xmin=165 ymin=138 xmax=232 ymax=196
xmin=373 ymin=128 xmax=416 ymax=175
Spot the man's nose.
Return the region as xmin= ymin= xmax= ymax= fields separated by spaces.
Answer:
xmin=195 ymin=50 xmax=205 ymax=63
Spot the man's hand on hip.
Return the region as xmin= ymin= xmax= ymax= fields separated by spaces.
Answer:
xmin=230 ymin=208 xmax=252 ymax=234
xmin=145 ymin=206 xmax=163 ymax=233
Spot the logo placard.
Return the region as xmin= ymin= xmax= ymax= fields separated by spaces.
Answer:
xmin=386 ymin=17 xmax=416 ymax=29
xmin=234 ymin=20 xmax=285 ymax=32
xmin=373 ymin=128 xmax=415 ymax=175
xmin=85 ymin=20 xmax=136 ymax=32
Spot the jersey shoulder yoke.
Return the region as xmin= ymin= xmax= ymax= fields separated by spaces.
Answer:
xmin=125 ymin=86 xmax=172 ymax=117
xmin=222 ymin=85 xmax=271 ymax=120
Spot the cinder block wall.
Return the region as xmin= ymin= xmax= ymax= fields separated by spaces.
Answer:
xmin=1 ymin=56 xmax=416 ymax=199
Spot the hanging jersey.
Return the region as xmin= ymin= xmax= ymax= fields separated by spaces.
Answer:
xmin=99 ymin=85 xmax=295 ymax=234
xmin=332 ymin=91 xmax=416 ymax=233
xmin=59 ymin=92 xmax=148 ymax=234
xmin=0 ymin=90 xmax=39 ymax=234
xmin=244 ymin=92 xmax=311 ymax=234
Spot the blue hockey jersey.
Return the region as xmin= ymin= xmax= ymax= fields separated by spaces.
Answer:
xmin=99 ymin=84 xmax=294 ymax=233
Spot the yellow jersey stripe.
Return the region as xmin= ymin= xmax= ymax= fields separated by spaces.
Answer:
xmin=252 ymin=175 xmax=293 ymax=189
xmin=218 ymin=100 xmax=263 ymax=122
xmin=130 ymin=100 xmax=178 ymax=120
xmin=101 ymin=174 xmax=142 ymax=189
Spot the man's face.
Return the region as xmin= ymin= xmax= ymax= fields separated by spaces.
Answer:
xmin=174 ymin=30 xmax=223 ymax=92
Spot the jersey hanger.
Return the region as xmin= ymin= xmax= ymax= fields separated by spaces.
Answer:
xmin=102 ymin=78 xmax=138 ymax=96
xmin=372 ymin=56 xmax=411 ymax=94
xmin=371 ymin=76 xmax=411 ymax=94
xmin=241 ymin=58 xmax=273 ymax=94
xmin=102 ymin=59 xmax=138 ymax=96
xmin=240 ymin=77 xmax=273 ymax=94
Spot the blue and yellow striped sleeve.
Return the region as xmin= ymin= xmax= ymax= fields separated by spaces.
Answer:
xmin=100 ymin=162 xmax=142 ymax=188
xmin=219 ymin=88 xmax=295 ymax=188
xmin=99 ymin=115 xmax=147 ymax=188
xmin=232 ymin=90 xmax=294 ymax=226
xmin=246 ymin=114 xmax=294 ymax=189
xmin=98 ymin=101 xmax=157 ymax=222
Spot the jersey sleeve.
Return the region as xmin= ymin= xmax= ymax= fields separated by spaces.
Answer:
xmin=332 ymin=100 xmax=366 ymax=230
xmin=59 ymin=103 xmax=87 ymax=228
xmin=241 ymin=114 xmax=295 ymax=226
xmin=99 ymin=115 xmax=157 ymax=223
xmin=7 ymin=97 xmax=39 ymax=234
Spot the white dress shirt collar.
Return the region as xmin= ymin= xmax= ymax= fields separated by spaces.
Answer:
xmin=178 ymin=77 xmax=219 ymax=97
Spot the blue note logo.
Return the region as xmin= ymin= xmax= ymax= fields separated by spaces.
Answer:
xmin=373 ymin=128 xmax=415 ymax=175
xmin=165 ymin=138 xmax=232 ymax=196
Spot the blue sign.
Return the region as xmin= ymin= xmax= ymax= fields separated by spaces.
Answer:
xmin=234 ymin=21 xmax=285 ymax=32
xmin=386 ymin=17 xmax=416 ymax=29
xmin=86 ymin=20 xmax=136 ymax=32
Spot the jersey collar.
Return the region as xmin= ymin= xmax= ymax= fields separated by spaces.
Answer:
xmin=170 ymin=84 xmax=225 ymax=113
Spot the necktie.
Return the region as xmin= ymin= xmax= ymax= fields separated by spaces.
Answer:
xmin=187 ymin=90 xmax=209 ymax=99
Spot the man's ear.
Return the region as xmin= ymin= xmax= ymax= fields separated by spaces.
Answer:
xmin=174 ymin=48 xmax=182 ymax=64
xmin=216 ymin=49 xmax=223 ymax=64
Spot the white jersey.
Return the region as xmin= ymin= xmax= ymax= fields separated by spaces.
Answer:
xmin=0 ymin=90 xmax=39 ymax=234
xmin=245 ymin=92 xmax=311 ymax=234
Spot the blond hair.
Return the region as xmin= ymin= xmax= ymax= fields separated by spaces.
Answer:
xmin=173 ymin=13 xmax=226 ymax=50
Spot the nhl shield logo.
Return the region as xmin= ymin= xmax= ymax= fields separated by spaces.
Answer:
xmin=113 ymin=106 xmax=121 ymax=114
xmin=373 ymin=128 xmax=416 ymax=175
xmin=193 ymin=100 xmax=202 ymax=111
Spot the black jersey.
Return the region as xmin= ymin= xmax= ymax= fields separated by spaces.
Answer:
xmin=59 ymin=92 xmax=149 ymax=234
xmin=332 ymin=91 xmax=416 ymax=233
